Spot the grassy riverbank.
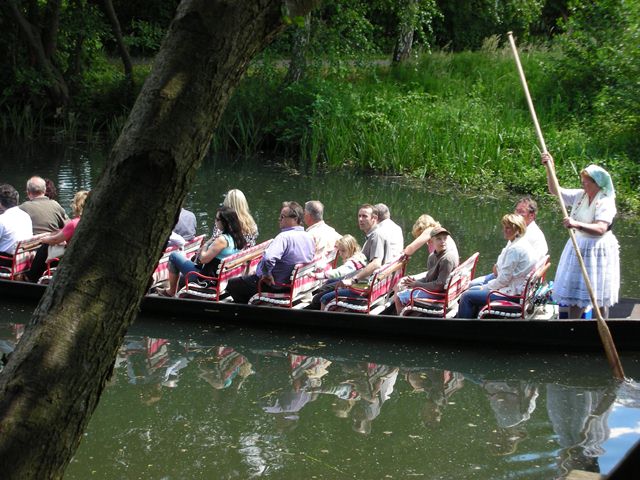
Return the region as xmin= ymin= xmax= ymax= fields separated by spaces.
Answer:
xmin=3 ymin=48 xmax=638 ymax=213
xmin=213 ymin=47 xmax=639 ymax=213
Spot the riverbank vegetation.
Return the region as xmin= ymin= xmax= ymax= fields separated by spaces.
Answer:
xmin=1 ymin=0 xmax=638 ymax=212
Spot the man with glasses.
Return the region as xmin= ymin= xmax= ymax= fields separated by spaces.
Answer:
xmin=226 ymin=201 xmax=315 ymax=304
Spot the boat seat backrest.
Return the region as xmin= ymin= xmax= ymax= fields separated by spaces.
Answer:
xmin=249 ymin=249 xmax=338 ymax=308
xmin=0 ymin=234 xmax=46 ymax=280
xmin=150 ymin=235 xmax=205 ymax=288
xmin=216 ymin=239 xmax=273 ymax=291
xmin=444 ymin=252 xmax=480 ymax=305
xmin=289 ymin=249 xmax=338 ymax=299
xmin=330 ymin=255 xmax=408 ymax=313
xmin=367 ymin=256 xmax=408 ymax=305
xmin=401 ymin=252 xmax=479 ymax=318
xmin=178 ymin=239 xmax=272 ymax=301
xmin=478 ymin=255 xmax=551 ymax=319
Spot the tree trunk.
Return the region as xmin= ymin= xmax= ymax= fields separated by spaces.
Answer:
xmin=42 ymin=0 xmax=62 ymax=60
xmin=0 ymin=1 xmax=319 ymax=479
xmin=284 ymin=12 xmax=311 ymax=84
xmin=392 ymin=0 xmax=418 ymax=65
xmin=99 ymin=0 xmax=134 ymax=85
xmin=6 ymin=0 xmax=70 ymax=106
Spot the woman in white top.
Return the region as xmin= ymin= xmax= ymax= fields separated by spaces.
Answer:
xmin=541 ymin=153 xmax=620 ymax=318
xmin=457 ymin=214 xmax=536 ymax=318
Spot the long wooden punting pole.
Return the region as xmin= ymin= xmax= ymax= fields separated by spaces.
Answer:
xmin=507 ymin=31 xmax=625 ymax=379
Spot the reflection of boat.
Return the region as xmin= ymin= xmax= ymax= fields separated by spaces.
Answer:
xmin=1 ymin=278 xmax=640 ymax=350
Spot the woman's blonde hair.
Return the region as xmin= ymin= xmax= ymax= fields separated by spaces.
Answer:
xmin=335 ymin=234 xmax=361 ymax=258
xmin=71 ymin=190 xmax=90 ymax=217
xmin=501 ymin=213 xmax=527 ymax=237
xmin=412 ymin=214 xmax=440 ymax=238
xmin=223 ymin=189 xmax=257 ymax=236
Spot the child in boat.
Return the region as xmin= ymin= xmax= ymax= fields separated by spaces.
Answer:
xmin=308 ymin=234 xmax=367 ymax=309
xmin=393 ymin=226 xmax=459 ymax=314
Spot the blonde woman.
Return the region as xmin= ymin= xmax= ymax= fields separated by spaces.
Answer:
xmin=457 ymin=214 xmax=536 ymax=318
xmin=26 ymin=190 xmax=90 ymax=282
xmin=213 ymin=189 xmax=258 ymax=246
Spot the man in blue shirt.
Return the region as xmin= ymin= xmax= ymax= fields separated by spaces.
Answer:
xmin=227 ymin=201 xmax=315 ymax=304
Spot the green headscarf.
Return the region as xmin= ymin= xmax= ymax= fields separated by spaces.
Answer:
xmin=584 ymin=164 xmax=615 ymax=198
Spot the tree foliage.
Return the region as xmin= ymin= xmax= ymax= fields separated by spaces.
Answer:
xmin=553 ymin=0 xmax=640 ymax=158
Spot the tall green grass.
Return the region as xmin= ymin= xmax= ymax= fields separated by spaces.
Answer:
xmin=213 ymin=47 xmax=639 ymax=212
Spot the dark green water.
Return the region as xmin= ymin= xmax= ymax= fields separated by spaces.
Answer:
xmin=2 ymin=142 xmax=640 ymax=478
xmin=2 ymin=302 xmax=640 ymax=479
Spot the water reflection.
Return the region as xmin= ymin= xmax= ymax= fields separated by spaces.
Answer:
xmin=2 ymin=311 xmax=640 ymax=479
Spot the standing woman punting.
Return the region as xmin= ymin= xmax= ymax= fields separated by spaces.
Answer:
xmin=541 ymin=153 xmax=620 ymax=319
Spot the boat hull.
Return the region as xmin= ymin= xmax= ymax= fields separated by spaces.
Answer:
xmin=2 ymin=278 xmax=639 ymax=350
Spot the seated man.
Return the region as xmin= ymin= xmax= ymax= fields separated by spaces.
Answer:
xmin=374 ymin=203 xmax=404 ymax=260
xmin=393 ymin=227 xmax=459 ymax=314
xmin=514 ymin=196 xmax=548 ymax=261
xmin=304 ymin=200 xmax=341 ymax=257
xmin=320 ymin=204 xmax=391 ymax=308
xmin=226 ymin=201 xmax=315 ymax=304
xmin=19 ymin=176 xmax=68 ymax=235
xmin=167 ymin=206 xmax=197 ymax=249
xmin=0 ymin=184 xmax=33 ymax=268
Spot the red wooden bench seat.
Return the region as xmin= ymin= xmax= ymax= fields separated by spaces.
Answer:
xmin=400 ymin=252 xmax=479 ymax=318
xmin=478 ymin=255 xmax=551 ymax=319
xmin=149 ymin=235 xmax=205 ymax=291
xmin=177 ymin=239 xmax=272 ymax=301
xmin=324 ymin=255 xmax=408 ymax=314
xmin=0 ymin=234 xmax=47 ymax=281
xmin=248 ymin=250 xmax=338 ymax=308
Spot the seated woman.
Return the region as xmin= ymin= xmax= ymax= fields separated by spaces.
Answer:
xmin=26 ymin=190 xmax=89 ymax=282
xmin=457 ymin=214 xmax=536 ymax=319
xmin=213 ymin=189 xmax=259 ymax=247
xmin=393 ymin=226 xmax=459 ymax=314
xmin=308 ymin=235 xmax=367 ymax=310
xmin=158 ymin=207 xmax=246 ymax=297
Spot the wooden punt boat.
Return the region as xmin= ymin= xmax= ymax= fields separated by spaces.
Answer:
xmin=2 ymin=278 xmax=640 ymax=351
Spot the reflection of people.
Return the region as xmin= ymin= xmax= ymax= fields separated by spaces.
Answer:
xmin=482 ymin=380 xmax=539 ymax=455
xmin=546 ymin=383 xmax=616 ymax=476
xmin=197 ymin=346 xmax=253 ymax=390
xmin=457 ymin=214 xmax=536 ymax=319
xmin=261 ymin=354 xmax=331 ymax=424
xmin=405 ymin=368 xmax=464 ymax=426
xmin=541 ymin=153 xmax=620 ymax=318
xmin=348 ymin=363 xmax=399 ymax=435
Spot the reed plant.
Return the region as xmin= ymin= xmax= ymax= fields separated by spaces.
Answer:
xmin=213 ymin=46 xmax=638 ymax=211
